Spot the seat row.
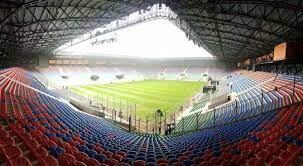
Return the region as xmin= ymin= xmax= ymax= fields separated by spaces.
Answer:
xmin=0 ymin=68 xmax=303 ymax=165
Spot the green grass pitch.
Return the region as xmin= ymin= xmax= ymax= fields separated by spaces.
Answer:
xmin=70 ymin=80 xmax=205 ymax=120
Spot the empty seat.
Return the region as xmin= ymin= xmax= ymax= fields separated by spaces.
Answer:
xmin=9 ymin=156 xmax=32 ymax=166
xmin=3 ymin=146 xmax=22 ymax=159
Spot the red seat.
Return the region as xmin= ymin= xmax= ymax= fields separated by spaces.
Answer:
xmin=182 ymin=151 xmax=191 ymax=156
xmin=256 ymin=150 xmax=269 ymax=161
xmin=33 ymin=146 xmax=48 ymax=159
xmin=0 ymin=137 xmax=15 ymax=147
xmin=279 ymin=150 xmax=291 ymax=162
xmin=69 ymin=140 xmax=80 ymax=147
xmin=83 ymin=158 xmax=100 ymax=166
xmin=105 ymin=158 xmax=119 ymax=165
xmin=112 ymin=154 xmax=123 ymax=162
xmin=30 ymin=130 xmax=43 ymax=138
xmin=75 ymin=152 xmax=89 ymax=162
xmin=287 ymin=144 xmax=300 ymax=155
xmin=220 ymin=159 xmax=234 ymax=166
xmin=200 ymin=154 xmax=211 ymax=162
xmin=119 ymin=163 xmax=131 ymax=166
xmin=0 ymin=129 xmax=9 ymax=137
xmin=58 ymin=153 xmax=76 ymax=165
xmin=269 ymin=158 xmax=284 ymax=166
xmin=246 ymin=158 xmax=262 ymax=166
xmin=116 ymin=151 xmax=127 ymax=158
xmin=0 ymin=109 xmax=8 ymax=119
xmin=209 ymin=157 xmax=222 ymax=165
xmin=39 ymin=155 xmax=58 ymax=166
xmin=3 ymin=146 xmax=21 ymax=159
xmin=134 ymin=160 xmax=145 ymax=166
xmin=66 ymin=146 xmax=79 ymax=155
xmin=266 ymin=144 xmax=280 ymax=156
xmin=25 ymin=139 xmax=39 ymax=149
xmin=177 ymin=155 xmax=189 ymax=162
xmin=19 ymin=132 xmax=32 ymax=140
xmin=36 ymin=134 xmax=48 ymax=142
xmin=9 ymin=156 xmax=32 ymax=166
xmin=103 ymin=151 xmax=113 ymax=158
xmin=157 ymin=158 xmax=168 ymax=164
xmin=94 ymin=146 xmax=105 ymax=153
xmin=45 ymin=140 xmax=57 ymax=149
xmin=74 ymin=161 xmax=87 ymax=166
xmin=192 ymin=157 xmax=203 ymax=164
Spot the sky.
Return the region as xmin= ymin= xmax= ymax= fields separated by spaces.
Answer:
xmin=58 ymin=19 xmax=213 ymax=59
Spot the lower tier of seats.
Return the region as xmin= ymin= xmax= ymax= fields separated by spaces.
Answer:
xmin=1 ymin=68 xmax=303 ymax=166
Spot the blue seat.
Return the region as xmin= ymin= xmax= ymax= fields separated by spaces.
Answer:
xmin=94 ymin=154 xmax=107 ymax=162
xmin=49 ymin=146 xmax=65 ymax=157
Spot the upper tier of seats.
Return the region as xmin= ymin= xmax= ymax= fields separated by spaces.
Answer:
xmin=0 ymin=67 xmax=303 ymax=166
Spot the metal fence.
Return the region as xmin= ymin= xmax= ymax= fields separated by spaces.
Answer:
xmin=69 ymin=90 xmax=193 ymax=134
xmin=68 ymin=80 xmax=293 ymax=135
xmin=34 ymin=68 xmax=301 ymax=136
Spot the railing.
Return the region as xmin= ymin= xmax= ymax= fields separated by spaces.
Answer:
xmin=68 ymin=77 xmax=298 ymax=135
xmin=31 ymin=69 xmax=71 ymax=100
xmin=30 ymin=68 xmax=200 ymax=134
xmin=32 ymin=68 xmax=302 ymax=136
xmin=68 ymin=88 xmax=194 ymax=135
xmin=173 ymin=77 xmax=301 ymax=134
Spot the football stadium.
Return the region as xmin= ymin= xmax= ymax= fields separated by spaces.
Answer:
xmin=1 ymin=1 xmax=303 ymax=166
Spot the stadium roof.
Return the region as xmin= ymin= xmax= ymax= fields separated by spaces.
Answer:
xmin=1 ymin=0 xmax=303 ymax=62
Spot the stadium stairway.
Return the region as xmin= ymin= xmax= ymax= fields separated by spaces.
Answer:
xmin=1 ymin=68 xmax=303 ymax=166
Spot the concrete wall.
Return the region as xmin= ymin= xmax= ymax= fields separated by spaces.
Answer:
xmin=70 ymin=98 xmax=105 ymax=118
xmin=39 ymin=55 xmax=49 ymax=68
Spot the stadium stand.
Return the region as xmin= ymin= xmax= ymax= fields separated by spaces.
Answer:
xmin=175 ymin=71 xmax=303 ymax=133
xmin=1 ymin=1 xmax=303 ymax=165
xmin=1 ymin=67 xmax=303 ymax=165
xmin=37 ymin=66 xmax=226 ymax=86
xmin=38 ymin=66 xmax=127 ymax=86
xmin=163 ymin=67 xmax=184 ymax=80
xmin=191 ymin=94 xmax=211 ymax=112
